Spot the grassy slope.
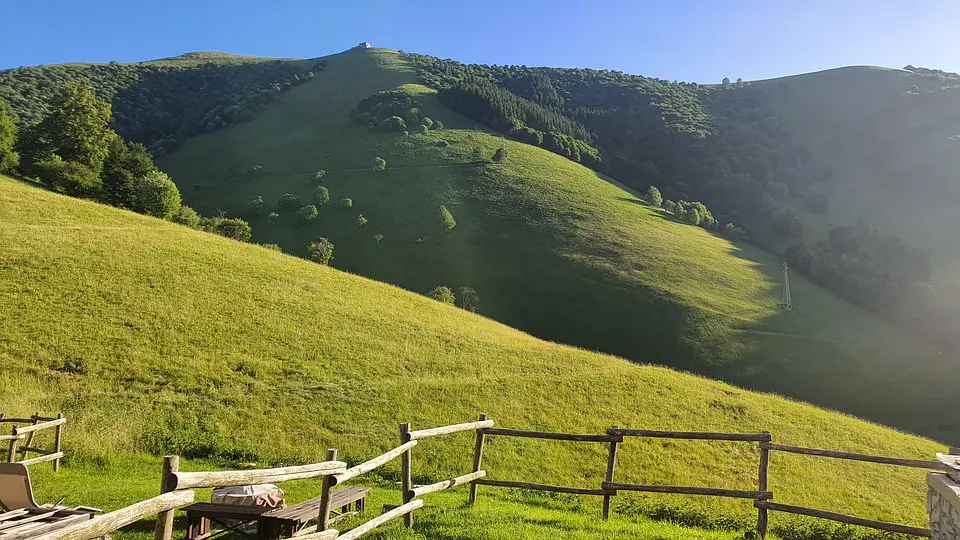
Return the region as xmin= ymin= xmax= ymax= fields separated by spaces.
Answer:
xmin=0 ymin=175 xmax=945 ymax=536
xmin=156 ymin=48 xmax=960 ymax=443
xmin=758 ymin=66 xmax=960 ymax=282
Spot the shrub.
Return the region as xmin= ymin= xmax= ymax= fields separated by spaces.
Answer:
xmin=433 ymin=120 xmax=444 ymax=130
xmin=260 ymin=243 xmax=282 ymax=251
xmin=646 ymin=185 xmax=662 ymax=207
xmin=420 ymin=117 xmax=433 ymax=129
xmin=278 ymin=192 xmax=303 ymax=212
xmin=339 ymin=197 xmax=353 ymax=209
xmin=357 ymin=214 xmax=368 ymax=227
xmin=268 ymin=212 xmax=280 ymax=224
xmin=492 ymin=146 xmax=507 ymax=163
xmin=313 ymin=169 xmax=326 ymax=183
xmin=401 ymin=130 xmax=409 ymax=137
xmin=35 ymin=156 xmax=102 ymax=198
xmin=248 ymin=165 xmax=263 ymax=178
xmin=133 ymin=170 xmax=181 ymax=219
xmin=367 ymin=122 xmax=377 ymax=132
xmin=249 ymin=195 xmax=265 ymax=216
xmin=0 ymin=104 xmax=18 ymax=173
xmin=723 ymin=223 xmax=748 ymax=240
xmin=427 ymin=285 xmax=455 ymax=305
xmin=439 ymin=205 xmax=456 ymax=230
xmin=418 ymin=125 xmax=429 ymax=134
xmin=204 ymin=217 xmax=252 ymax=241
xmin=307 ymin=237 xmax=334 ymax=265
xmin=436 ymin=140 xmax=450 ymax=148
xmin=373 ymin=156 xmax=386 ymax=171
xmin=457 ymin=286 xmax=479 ymax=312
xmin=172 ymin=205 xmax=201 ymax=228
xmin=296 ymin=204 xmax=318 ymax=222
xmin=373 ymin=233 xmax=384 ymax=242
xmin=314 ymin=185 xmax=330 ymax=206
xmin=685 ymin=207 xmax=702 ymax=226
xmin=380 ymin=115 xmax=407 ymax=132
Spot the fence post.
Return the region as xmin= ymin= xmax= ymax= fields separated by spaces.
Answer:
xmin=757 ymin=433 xmax=771 ymax=538
xmin=53 ymin=412 xmax=65 ymax=472
xmin=603 ymin=426 xmax=620 ymax=520
xmin=318 ymin=448 xmax=338 ymax=531
xmin=400 ymin=423 xmax=413 ymax=528
xmin=468 ymin=413 xmax=487 ymax=505
xmin=7 ymin=426 xmax=17 ymax=463
xmin=19 ymin=412 xmax=40 ymax=459
xmin=154 ymin=455 xmax=180 ymax=540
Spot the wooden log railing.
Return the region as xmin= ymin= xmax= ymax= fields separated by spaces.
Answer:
xmin=31 ymin=490 xmax=196 ymax=540
xmin=1 ymin=412 xmax=66 ymax=471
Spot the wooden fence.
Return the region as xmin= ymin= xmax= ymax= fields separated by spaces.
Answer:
xmin=28 ymin=415 xmax=953 ymax=540
xmin=0 ymin=412 xmax=66 ymax=471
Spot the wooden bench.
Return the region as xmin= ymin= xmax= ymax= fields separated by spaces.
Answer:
xmin=185 ymin=486 xmax=369 ymax=540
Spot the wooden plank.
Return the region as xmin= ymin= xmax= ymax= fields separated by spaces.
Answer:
xmin=604 ymin=482 xmax=772 ymax=500
xmin=602 ymin=426 xmax=620 ymax=520
xmin=318 ymin=449 xmax=338 ymax=532
xmin=18 ymin=452 xmax=63 ymax=466
xmin=53 ymin=413 xmax=64 ymax=472
xmin=6 ymin=427 xmax=17 ymax=463
xmin=0 ymin=420 xmax=36 ymax=425
xmin=610 ymin=428 xmax=771 ymax=442
xmin=757 ymin=434 xmax=770 ymax=538
xmin=1 ymin=514 xmax=91 ymax=540
xmin=0 ymin=510 xmax=60 ymax=531
xmin=468 ymin=414 xmax=486 ymax=505
xmin=14 ymin=418 xmax=66 ymax=436
xmin=399 ymin=424 xmax=413 ymax=528
xmin=0 ymin=510 xmax=29 ymax=523
xmin=16 ymin=446 xmax=54 ymax=455
xmin=762 ymin=442 xmax=951 ymax=471
xmin=0 ymin=435 xmax=23 ymax=442
xmin=18 ymin=414 xmax=40 ymax=457
xmin=755 ymin=501 xmax=932 ymax=537
xmin=174 ymin=459 xmax=347 ymax=489
xmin=407 ymin=420 xmax=495 ymax=440
xmin=478 ymin=428 xmax=618 ymax=443
xmin=154 ymin=455 xmax=179 ymax=540
xmin=411 ymin=470 xmax=486 ymax=498
xmin=288 ymin=529 xmax=339 ymax=540
xmin=336 ymin=499 xmax=423 ymax=540
xmin=333 ymin=441 xmax=416 ymax=486
xmin=474 ymin=479 xmax=607 ymax=496
xmin=31 ymin=490 xmax=196 ymax=540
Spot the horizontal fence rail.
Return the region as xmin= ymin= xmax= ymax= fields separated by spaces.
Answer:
xmin=611 ymin=428 xmax=771 ymax=442
xmin=334 ymin=441 xmax=416 ymax=486
xmin=755 ymin=501 xmax=932 ymax=538
xmin=604 ymin=482 xmax=772 ymax=500
xmin=474 ymin=479 xmax=608 ymax=496
xmin=408 ymin=420 xmax=494 ymax=440
xmin=172 ymin=460 xmax=347 ymax=490
xmin=410 ymin=470 xmax=486 ymax=498
xmin=2 ymin=412 xmax=66 ymax=471
xmin=32 ymin=490 xmax=196 ymax=540
xmin=478 ymin=427 xmax=620 ymax=442
xmin=761 ymin=442 xmax=952 ymax=471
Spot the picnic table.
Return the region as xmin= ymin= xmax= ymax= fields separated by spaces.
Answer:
xmin=184 ymin=486 xmax=369 ymax=540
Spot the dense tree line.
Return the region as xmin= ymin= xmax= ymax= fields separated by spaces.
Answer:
xmin=1 ymin=84 xmax=251 ymax=242
xmin=0 ymin=53 xmax=320 ymax=156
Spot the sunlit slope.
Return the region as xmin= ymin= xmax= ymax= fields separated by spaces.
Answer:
xmin=153 ymin=49 xmax=960 ymax=443
xmin=0 ymin=175 xmax=945 ymax=530
xmin=759 ymin=66 xmax=960 ymax=280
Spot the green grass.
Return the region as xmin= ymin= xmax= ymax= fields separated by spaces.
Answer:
xmin=0 ymin=175 xmax=946 ymax=539
xmin=155 ymin=48 xmax=960 ymax=444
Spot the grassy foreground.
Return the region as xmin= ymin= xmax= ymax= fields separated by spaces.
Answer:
xmin=0 ymin=175 xmax=945 ymax=538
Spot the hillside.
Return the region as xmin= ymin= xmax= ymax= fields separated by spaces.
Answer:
xmin=0 ymin=174 xmax=946 ymax=536
xmin=153 ymin=48 xmax=960 ymax=443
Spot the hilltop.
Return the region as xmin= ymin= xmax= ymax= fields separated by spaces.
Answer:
xmin=0 ymin=175 xmax=944 ymax=536
xmin=149 ymin=48 xmax=960 ymax=443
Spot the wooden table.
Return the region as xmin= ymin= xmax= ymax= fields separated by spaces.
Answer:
xmin=0 ymin=507 xmax=94 ymax=540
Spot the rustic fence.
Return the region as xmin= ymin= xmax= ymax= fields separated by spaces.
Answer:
xmin=27 ymin=415 xmax=953 ymax=540
xmin=0 ymin=412 xmax=66 ymax=470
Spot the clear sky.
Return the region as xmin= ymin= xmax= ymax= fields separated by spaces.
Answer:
xmin=2 ymin=0 xmax=957 ymax=82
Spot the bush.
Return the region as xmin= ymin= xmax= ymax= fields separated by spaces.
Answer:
xmin=439 ymin=205 xmax=456 ymax=230
xmin=373 ymin=156 xmax=386 ymax=171
xmin=420 ymin=117 xmax=433 ymax=129
xmin=427 ymin=285 xmax=455 ymax=305
xmin=313 ymin=185 xmax=330 ymax=206
xmin=248 ymin=165 xmax=263 ymax=178
xmin=35 ymin=156 xmax=102 ymax=198
xmin=457 ymin=286 xmax=479 ymax=312
xmin=646 ymin=185 xmax=662 ymax=207
xmin=380 ymin=115 xmax=407 ymax=132
xmin=401 ymin=130 xmax=409 ymax=137
xmin=133 ymin=170 xmax=181 ymax=219
xmin=436 ymin=140 xmax=450 ymax=148
xmin=339 ymin=197 xmax=353 ymax=209
xmin=260 ymin=243 xmax=282 ymax=251
xmin=203 ymin=217 xmax=252 ymax=241
xmin=367 ymin=122 xmax=377 ymax=132
xmin=268 ymin=212 xmax=280 ymax=224
xmin=685 ymin=207 xmax=702 ymax=226
xmin=249 ymin=195 xmax=265 ymax=216
xmin=418 ymin=125 xmax=429 ymax=134
xmin=172 ymin=205 xmax=201 ymax=228
xmin=278 ymin=192 xmax=303 ymax=212
xmin=357 ymin=214 xmax=368 ymax=227
xmin=313 ymin=169 xmax=326 ymax=183
xmin=0 ymin=104 xmax=18 ymax=174
xmin=307 ymin=237 xmax=334 ymax=265
xmin=723 ymin=223 xmax=748 ymax=240
xmin=492 ymin=146 xmax=507 ymax=163
xmin=373 ymin=233 xmax=384 ymax=242
xmin=296 ymin=204 xmax=318 ymax=222
xmin=433 ymin=120 xmax=444 ymax=130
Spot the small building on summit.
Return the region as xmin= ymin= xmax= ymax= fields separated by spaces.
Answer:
xmin=358 ymin=42 xmax=371 ymax=49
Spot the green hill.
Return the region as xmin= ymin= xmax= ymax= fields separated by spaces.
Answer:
xmin=0 ymin=174 xmax=945 ymax=536
xmin=153 ymin=48 xmax=959 ymax=443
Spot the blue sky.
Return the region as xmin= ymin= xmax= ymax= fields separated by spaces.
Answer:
xmin=2 ymin=0 xmax=957 ymax=82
